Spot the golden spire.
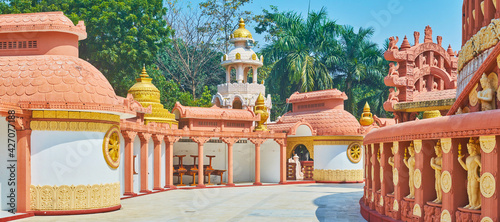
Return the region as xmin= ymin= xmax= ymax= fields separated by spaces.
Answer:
xmin=232 ymin=18 xmax=253 ymax=39
xmin=360 ymin=102 xmax=374 ymax=126
xmin=128 ymin=66 xmax=177 ymax=126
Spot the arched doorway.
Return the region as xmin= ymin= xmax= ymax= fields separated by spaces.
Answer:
xmin=293 ymin=144 xmax=312 ymax=161
xmin=232 ymin=98 xmax=242 ymax=109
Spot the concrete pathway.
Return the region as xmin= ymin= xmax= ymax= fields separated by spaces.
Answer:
xmin=18 ymin=183 xmax=365 ymax=222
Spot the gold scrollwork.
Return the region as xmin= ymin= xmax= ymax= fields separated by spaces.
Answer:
xmin=414 ymin=169 xmax=422 ymax=189
xmin=441 ymin=138 xmax=452 ymax=153
xmin=31 ymin=121 xmax=113 ymax=132
xmin=380 ymin=167 xmax=383 ymax=183
xmin=481 ymin=217 xmax=494 ymax=222
xmin=413 ymin=204 xmax=421 ymax=217
xmin=103 ymin=125 xmax=121 ymax=169
xmin=441 ymin=210 xmax=452 ymax=222
xmin=393 ymin=168 xmax=399 ymax=186
xmin=441 ymin=171 xmax=452 ymax=193
xmin=480 ymin=172 xmax=496 ymax=198
xmin=393 ymin=199 xmax=398 ymax=211
xmin=480 ymin=135 xmax=496 ymax=153
xmin=312 ymin=169 xmax=363 ymax=182
xmin=347 ymin=142 xmax=362 ymax=163
xmin=414 ymin=140 xmax=422 ymax=153
xmin=30 ymin=182 xmax=120 ymax=211
xmin=470 ymin=84 xmax=479 ymax=107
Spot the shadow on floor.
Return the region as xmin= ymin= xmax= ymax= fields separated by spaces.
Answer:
xmin=314 ymin=190 xmax=366 ymax=222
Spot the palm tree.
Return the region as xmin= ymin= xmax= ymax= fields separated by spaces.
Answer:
xmin=259 ymin=7 xmax=337 ymax=99
xmin=327 ymin=25 xmax=385 ymax=115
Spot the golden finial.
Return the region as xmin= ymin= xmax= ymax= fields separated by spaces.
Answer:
xmin=254 ymin=93 xmax=269 ymax=131
xmin=256 ymin=93 xmax=265 ymax=105
xmin=360 ymin=102 xmax=374 ymax=126
xmin=140 ymin=64 xmax=149 ymax=78
xmin=239 ymin=18 xmax=245 ymax=29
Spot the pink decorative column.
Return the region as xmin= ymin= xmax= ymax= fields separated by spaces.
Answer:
xmin=479 ymin=135 xmax=499 ymax=221
xmin=191 ymin=137 xmax=211 ymax=188
xmin=275 ymin=138 xmax=287 ymax=184
xmin=249 ymin=138 xmax=266 ymax=185
xmin=221 ymin=137 xmax=239 ymax=187
xmin=152 ymin=134 xmax=164 ymax=190
xmin=16 ymin=128 xmax=31 ymax=213
xmin=394 ymin=141 xmax=410 ymax=220
xmin=139 ymin=133 xmax=151 ymax=193
xmin=164 ymin=136 xmax=180 ymax=189
xmin=122 ymin=131 xmax=137 ymax=196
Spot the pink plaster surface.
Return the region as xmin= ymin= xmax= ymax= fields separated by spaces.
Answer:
xmin=413 ymin=89 xmax=456 ymax=102
xmin=0 ymin=12 xmax=86 ymax=39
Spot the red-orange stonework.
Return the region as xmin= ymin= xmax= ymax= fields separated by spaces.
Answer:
xmin=361 ymin=1 xmax=500 ymax=222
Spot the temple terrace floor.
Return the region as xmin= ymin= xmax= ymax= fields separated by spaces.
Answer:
xmin=17 ymin=183 xmax=365 ymax=222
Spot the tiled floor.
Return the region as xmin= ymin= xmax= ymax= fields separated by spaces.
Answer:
xmin=17 ymin=183 xmax=365 ymax=222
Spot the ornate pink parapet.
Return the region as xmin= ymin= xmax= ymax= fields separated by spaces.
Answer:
xmin=383 ymin=27 xmax=458 ymax=123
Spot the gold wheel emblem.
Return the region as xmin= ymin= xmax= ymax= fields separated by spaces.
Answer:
xmin=347 ymin=143 xmax=362 ymax=163
xmin=103 ymin=125 xmax=120 ymax=169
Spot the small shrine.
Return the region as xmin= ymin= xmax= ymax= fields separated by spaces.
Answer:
xmin=383 ymin=26 xmax=458 ymax=122
xmin=212 ymin=18 xmax=272 ymax=110
xmin=268 ymin=89 xmax=365 ymax=182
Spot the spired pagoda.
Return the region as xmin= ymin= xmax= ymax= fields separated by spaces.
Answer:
xmin=212 ymin=18 xmax=272 ymax=111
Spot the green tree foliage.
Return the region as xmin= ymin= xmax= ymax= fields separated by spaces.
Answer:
xmin=327 ymin=25 xmax=387 ymax=116
xmin=257 ymin=7 xmax=390 ymax=120
xmin=0 ymin=0 xmax=170 ymax=97
xmin=256 ymin=7 xmax=336 ymax=115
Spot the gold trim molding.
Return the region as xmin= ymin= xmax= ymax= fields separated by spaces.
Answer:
xmin=480 ymin=135 xmax=496 ymax=153
xmin=30 ymin=182 xmax=120 ymax=211
xmin=441 ymin=138 xmax=452 ymax=153
xmin=32 ymin=110 xmax=120 ymax=123
xmin=312 ymin=169 xmax=363 ymax=182
xmin=480 ymin=172 xmax=496 ymax=198
xmin=31 ymin=121 xmax=115 ymax=132
xmin=441 ymin=210 xmax=452 ymax=222
xmin=103 ymin=126 xmax=121 ymax=169
xmin=441 ymin=171 xmax=452 ymax=193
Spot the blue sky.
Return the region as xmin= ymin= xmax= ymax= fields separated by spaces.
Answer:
xmin=230 ymin=0 xmax=463 ymax=52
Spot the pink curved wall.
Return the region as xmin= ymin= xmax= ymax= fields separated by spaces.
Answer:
xmin=0 ymin=32 xmax=78 ymax=57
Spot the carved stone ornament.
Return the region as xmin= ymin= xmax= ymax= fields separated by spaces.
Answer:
xmin=441 ymin=138 xmax=452 ymax=153
xmin=470 ymin=83 xmax=479 ymax=107
xmin=480 ymin=135 xmax=496 ymax=153
xmin=393 ymin=168 xmax=399 ymax=186
xmin=481 ymin=217 xmax=494 ymax=222
xmin=393 ymin=141 xmax=399 ymax=154
xmin=347 ymin=142 xmax=362 ymax=163
xmin=413 ymin=204 xmax=422 ymax=217
xmin=103 ymin=125 xmax=120 ymax=169
xmin=393 ymin=199 xmax=399 ymax=211
xmin=441 ymin=171 xmax=452 ymax=193
xmin=380 ymin=167 xmax=383 ymax=183
xmin=480 ymin=172 xmax=496 ymax=198
xmin=441 ymin=210 xmax=452 ymax=222
xmin=414 ymin=169 xmax=422 ymax=189
xmin=414 ymin=140 xmax=422 ymax=153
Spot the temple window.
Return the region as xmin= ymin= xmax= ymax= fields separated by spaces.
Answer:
xmin=0 ymin=40 xmax=37 ymax=50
